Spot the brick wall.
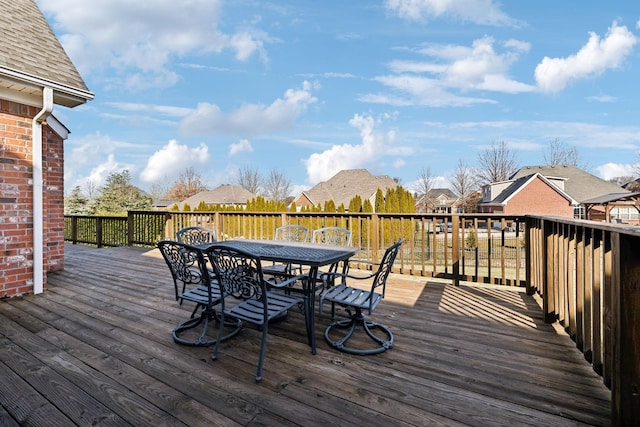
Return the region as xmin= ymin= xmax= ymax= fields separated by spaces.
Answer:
xmin=0 ymin=98 xmax=64 ymax=296
xmin=505 ymin=176 xmax=574 ymax=217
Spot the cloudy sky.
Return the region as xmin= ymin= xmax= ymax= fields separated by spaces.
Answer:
xmin=37 ymin=0 xmax=640 ymax=196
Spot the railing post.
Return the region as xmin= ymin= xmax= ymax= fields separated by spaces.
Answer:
xmin=612 ymin=232 xmax=640 ymax=425
xmin=543 ymin=218 xmax=555 ymax=323
xmin=71 ymin=215 xmax=78 ymax=244
xmin=96 ymin=217 xmax=103 ymax=248
xmin=524 ymin=217 xmax=532 ymax=295
xmin=452 ymin=214 xmax=460 ymax=286
xmin=127 ymin=212 xmax=134 ymax=246
xmin=371 ymin=214 xmax=379 ymax=262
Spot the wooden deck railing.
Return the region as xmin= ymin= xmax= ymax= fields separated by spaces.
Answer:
xmin=65 ymin=211 xmax=527 ymax=285
xmin=63 ymin=210 xmax=640 ymax=423
xmin=526 ymin=215 xmax=640 ymax=425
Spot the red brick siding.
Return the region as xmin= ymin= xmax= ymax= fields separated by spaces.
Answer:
xmin=0 ymin=98 xmax=65 ymax=296
xmin=44 ymin=126 xmax=65 ymax=273
xmin=504 ymin=176 xmax=573 ymax=217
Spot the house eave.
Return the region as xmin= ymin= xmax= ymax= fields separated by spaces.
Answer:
xmin=0 ymin=66 xmax=94 ymax=108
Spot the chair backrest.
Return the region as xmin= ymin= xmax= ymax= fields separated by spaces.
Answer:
xmin=274 ymin=224 xmax=308 ymax=242
xmin=157 ymin=240 xmax=210 ymax=300
xmin=176 ymin=226 xmax=217 ymax=245
xmin=369 ymin=239 xmax=404 ymax=299
xmin=311 ymin=227 xmax=352 ymax=246
xmin=206 ymin=244 xmax=267 ymax=306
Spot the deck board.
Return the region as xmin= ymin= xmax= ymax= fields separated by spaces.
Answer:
xmin=0 ymin=243 xmax=611 ymax=426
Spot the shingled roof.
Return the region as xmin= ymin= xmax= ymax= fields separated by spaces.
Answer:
xmin=0 ymin=0 xmax=93 ymax=107
xmin=299 ymin=169 xmax=398 ymax=208
xmin=179 ymin=185 xmax=256 ymax=209
xmin=510 ymin=165 xmax=628 ymax=203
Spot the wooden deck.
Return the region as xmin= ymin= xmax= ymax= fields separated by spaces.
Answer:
xmin=0 ymin=244 xmax=610 ymax=426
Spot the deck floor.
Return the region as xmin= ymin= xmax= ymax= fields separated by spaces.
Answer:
xmin=0 ymin=243 xmax=610 ymax=426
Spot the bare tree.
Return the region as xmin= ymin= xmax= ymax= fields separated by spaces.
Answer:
xmin=478 ymin=140 xmax=518 ymax=184
xmin=543 ymin=138 xmax=581 ymax=166
xmin=415 ymin=166 xmax=435 ymax=211
xmin=148 ymin=175 xmax=172 ymax=200
xmin=450 ymin=159 xmax=479 ymax=213
xmin=84 ymin=179 xmax=99 ymax=200
xmin=166 ymin=167 xmax=208 ymax=201
xmin=263 ymin=169 xmax=291 ymax=202
xmin=236 ymin=166 xmax=262 ymax=195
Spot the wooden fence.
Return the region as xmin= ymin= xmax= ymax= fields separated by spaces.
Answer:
xmin=526 ymin=215 xmax=640 ymax=425
xmin=65 ymin=211 xmax=527 ymax=286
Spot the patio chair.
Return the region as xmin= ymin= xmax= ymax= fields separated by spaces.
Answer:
xmin=157 ymin=240 xmax=241 ymax=346
xmin=262 ymin=224 xmax=309 ymax=282
xmin=311 ymin=226 xmax=352 ymax=246
xmin=309 ymin=226 xmax=353 ymax=295
xmin=319 ymin=239 xmax=404 ymax=355
xmin=176 ymin=226 xmax=217 ymax=245
xmin=205 ymin=244 xmax=307 ymax=382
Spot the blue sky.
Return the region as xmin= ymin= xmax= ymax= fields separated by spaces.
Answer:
xmin=37 ymin=0 xmax=640 ymax=196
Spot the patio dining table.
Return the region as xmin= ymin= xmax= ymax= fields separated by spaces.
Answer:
xmin=199 ymin=239 xmax=359 ymax=354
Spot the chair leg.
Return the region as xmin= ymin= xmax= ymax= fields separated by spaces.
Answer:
xmin=174 ymin=308 xmax=242 ymax=347
xmin=255 ymin=322 xmax=268 ymax=382
xmin=324 ymin=308 xmax=394 ymax=355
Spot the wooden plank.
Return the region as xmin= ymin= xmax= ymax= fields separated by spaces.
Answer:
xmin=0 ymin=243 xmax=611 ymax=426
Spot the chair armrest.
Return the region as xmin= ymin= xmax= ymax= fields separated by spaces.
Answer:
xmin=267 ymin=273 xmax=309 ymax=289
xmin=320 ymin=269 xmax=377 ymax=286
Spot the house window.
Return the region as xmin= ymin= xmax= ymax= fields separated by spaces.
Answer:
xmin=573 ymin=206 xmax=585 ymax=219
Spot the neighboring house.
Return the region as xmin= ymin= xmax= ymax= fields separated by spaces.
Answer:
xmin=478 ymin=173 xmax=576 ymax=217
xmin=415 ymin=188 xmax=460 ymax=214
xmin=0 ymin=0 xmax=93 ymax=296
xmin=479 ymin=165 xmax=634 ymax=221
xmin=179 ymin=184 xmax=255 ymax=210
xmin=292 ymin=169 xmax=397 ymax=212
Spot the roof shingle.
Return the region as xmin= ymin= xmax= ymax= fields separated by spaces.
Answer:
xmin=0 ymin=0 xmax=92 ymax=107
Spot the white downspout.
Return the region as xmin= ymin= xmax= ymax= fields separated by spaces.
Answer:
xmin=32 ymin=87 xmax=53 ymax=294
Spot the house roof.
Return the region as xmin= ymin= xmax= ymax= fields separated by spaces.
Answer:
xmin=426 ymin=188 xmax=458 ymax=199
xmin=180 ymin=185 xmax=256 ymax=208
xmin=483 ymin=173 xmax=575 ymax=206
xmin=581 ymin=192 xmax=640 ymax=205
xmin=0 ymin=0 xmax=93 ymax=107
xmin=299 ymin=169 xmax=398 ymax=208
xmin=510 ymin=165 xmax=628 ymax=203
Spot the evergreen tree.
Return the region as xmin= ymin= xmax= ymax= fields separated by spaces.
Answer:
xmin=374 ymin=189 xmax=385 ymax=213
xmin=348 ymin=194 xmax=362 ymax=212
xmin=324 ymin=200 xmax=336 ymax=212
xmin=90 ymin=170 xmax=153 ymax=215
xmin=64 ymin=185 xmax=90 ymax=214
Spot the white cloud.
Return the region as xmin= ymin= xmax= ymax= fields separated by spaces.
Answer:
xmin=303 ymin=114 xmax=412 ymax=184
xmin=535 ymin=22 xmax=637 ymax=93
xmin=229 ymin=138 xmax=254 ymax=156
xmin=64 ymin=132 xmax=139 ymax=189
xmin=37 ymin=0 xmax=269 ymax=87
xmin=366 ymin=36 xmax=533 ymax=107
xmin=421 ymin=36 xmax=534 ymax=93
xmin=595 ymin=162 xmax=638 ymax=180
xmin=140 ymin=139 xmax=209 ymax=183
xmin=384 ymin=0 xmax=522 ymax=27
xmin=179 ymin=81 xmax=318 ymax=135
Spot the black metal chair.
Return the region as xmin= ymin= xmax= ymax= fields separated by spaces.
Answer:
xmin=205 ymin=244 xmax=307 ymax=382
xmin=176 ymin=226 xmax=217 ymax=245
xmin=310 ymin=226 xmax=353 ymax=297
xmin=311 ymin=226 xmax=352 ymax=246
xmin=319 ymin=239 xmax=404 ymax=355
xmin=262 ymin=224 xmax=309 ymax=282
xmin=157 ymin=240 xmax=240 ymax=346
